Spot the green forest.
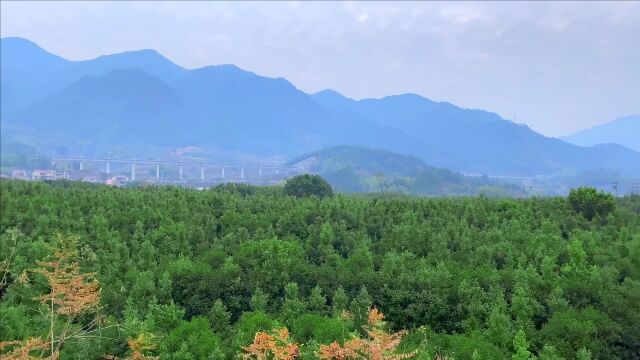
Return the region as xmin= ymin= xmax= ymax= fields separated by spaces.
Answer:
xmin=1 ymin=178 xmax=639 ymax=359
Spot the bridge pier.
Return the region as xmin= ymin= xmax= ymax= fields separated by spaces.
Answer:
xmin=179 ymin=165 xmax=183 ymax=180
xmin=259 ymin=168 xmax=263 ymax=177
xmin=106 ymin=162 xmax=110 ymax=174
xmin=200 ymin=165 xmax=205 ymax=180
xmin=240 ymin=167 xmax=245 ymax=179
xmin=221 ymin=167 xmax=225 ymax=179
xmin=131 ymin=163 xmax=136 ymax=181
xmin=79 ymin=160 xmax=84 ymax=171
xmin=156 ymin=164 xmax=160 ymax=179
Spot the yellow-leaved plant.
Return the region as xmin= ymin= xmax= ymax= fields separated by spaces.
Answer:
xmin=243 ymin=327 xmax=300 ymax=360
xmin=0 ymin=234 xmax=101 ymax=360
xmin=317 ymin=308 xmax=417 ymax=360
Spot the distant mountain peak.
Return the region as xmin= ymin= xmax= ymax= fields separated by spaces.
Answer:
xmin=45 ymin=67 xmax=179 ymax=102
xmin=89 ymin=48 xmax=183 ymax=68
xmin=92 ymin=48 xmax=163 ymax=60
xmin=215 ymin=63 xmax=244 ymax=71
xmin=385 ymin=92 xmax=429 ymax=100
xmin=192 ymin=64 xmax=257 ymax=77
xmin=314 ymin=89 xmax=348 ymax=98
xmin=1 ymin=36 xmax=40 ymax=46
xmin=562 ymin=115 xmax=640 ymax=152
xmin=311 ymin=89 xmax=359 ymax=110
xmin=1 ymin=36 xmax=69 ymax=67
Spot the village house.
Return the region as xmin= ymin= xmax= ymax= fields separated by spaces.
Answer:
xmin=106 ymin=175 xmax=129 ymax=187
xmin=11 ymin=169 xmax=30 ymax=180
xmin=31 ymin=170 xmax=57 ymax=181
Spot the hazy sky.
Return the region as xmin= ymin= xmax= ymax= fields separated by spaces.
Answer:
xmin=2 ymin=1 xmax=638 ymax=136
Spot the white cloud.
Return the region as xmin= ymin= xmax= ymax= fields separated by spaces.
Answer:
xmin=356 ymin=13 xmax=369 ymax=23
xmin=439 ymin=5 xmax=489 ymax=24
xmin=540 ymin=15 xmax=572 ymax=32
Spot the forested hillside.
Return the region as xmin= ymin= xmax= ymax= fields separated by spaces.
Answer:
xmin=1 ymin=179 xmax=639 ymax=359
xmin=289 ymin=145 xmax=524 ymax=196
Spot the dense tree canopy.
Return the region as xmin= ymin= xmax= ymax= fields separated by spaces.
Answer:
xmin=283 ymin=174 xmax=334 ymax=198
xmin=568 ymin=187 xmax=616 ymax=220
xmin=0 ymin=180 xmax=638 ymax=359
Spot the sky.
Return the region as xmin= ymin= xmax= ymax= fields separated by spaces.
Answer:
xmin=1 ymin=1 xmax=638 ymax=137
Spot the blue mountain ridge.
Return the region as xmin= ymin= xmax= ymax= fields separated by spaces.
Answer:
xmin=2 ymin=37 xmax=639 ymax=176
xmin=562 ymin=115 xmax=640 ymax=152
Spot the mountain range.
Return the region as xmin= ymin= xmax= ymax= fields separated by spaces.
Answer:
xmin=2 ymin=36 xmax=639 ymax=176
xmin=562 ymin=115 xmax=640 ymax=152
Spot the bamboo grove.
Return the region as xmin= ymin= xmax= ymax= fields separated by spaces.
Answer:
xmin=0 ymin=179 xmax=639 ymax=359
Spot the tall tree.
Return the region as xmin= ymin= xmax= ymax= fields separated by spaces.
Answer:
xmin=332 ymin=286 xmax=349 ymax=317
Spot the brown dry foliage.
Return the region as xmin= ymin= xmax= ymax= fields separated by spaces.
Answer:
xmin=1 ymin=235 xmax=102 ymax=360
xmin=317 ymin=308 xmax=417 ymax=360
xmin=127 ymin=333 xmax=159 ymax=360
xmin=243 ymin=327 xmax=300 ymax=360
xmin=104 ymin=333 xmax=158 ymax=360
xmin=0 ymin=337 xmax=55 ymax=360
xmin=33 ymin=236 xmax=100 ymax=316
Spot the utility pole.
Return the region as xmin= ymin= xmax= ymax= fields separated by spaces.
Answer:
xmin=156 ymin=153 xmax=160 ymax=179
xmin=376 ymin=173 xmax=387 ymax=196
xmin=131 ymin=154 xmax=136 ymax=181
xmin=612 ymin=181 xmax=619 ymax=197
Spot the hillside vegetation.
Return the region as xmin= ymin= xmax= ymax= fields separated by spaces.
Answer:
xmin=1 ymin=179 xmax=639 ymax=359
xmin=289 ymin=146 xmax=524 ymax=196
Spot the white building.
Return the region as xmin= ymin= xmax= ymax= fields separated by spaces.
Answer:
xmin=56 ymin=171 xmax=71 ymax=180
xmin=106 ymin=175 xmax=129 ymax=187
xmin=12 ymin=170 xmax=29 ymax=180
xmin=82 ymin=176 xmax=100 ymax=183
xmin=32 ymin=170 xmax=57 ymax=181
